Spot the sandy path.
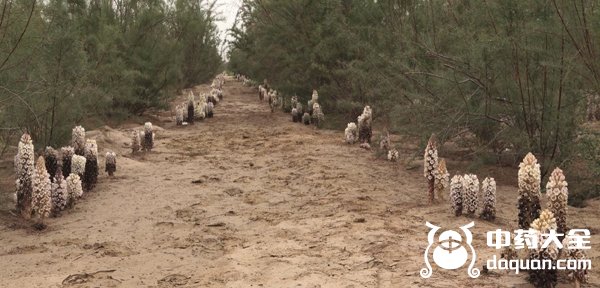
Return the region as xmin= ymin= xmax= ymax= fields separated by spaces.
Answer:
xmin=0 ymin=77 xmax=598 ymax=287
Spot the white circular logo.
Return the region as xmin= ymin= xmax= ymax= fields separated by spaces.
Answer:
xmin=432 ymin=230 xmax=468 ymax=269
xmin=420 ymin=222 xmax=480 ymax=279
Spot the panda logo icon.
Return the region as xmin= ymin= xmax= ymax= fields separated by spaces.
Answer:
xmin=420 ymin=222 xmax=480 ymax=278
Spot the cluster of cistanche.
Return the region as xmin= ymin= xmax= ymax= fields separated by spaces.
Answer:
xmin=13 ymin=126 xmax=118 ymax=228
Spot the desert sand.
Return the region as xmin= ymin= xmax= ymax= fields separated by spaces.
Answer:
xmin=0 ymin=77 xmax=598 ymax=287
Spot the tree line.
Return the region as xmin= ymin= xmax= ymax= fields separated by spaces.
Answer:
xmin=0 ymin=0 xmax=223 ymax=151
xmin=228 ymin=0 xmax=600 ymax=202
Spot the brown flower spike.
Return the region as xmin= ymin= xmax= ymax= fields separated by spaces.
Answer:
xmin=423 ymin=134 xmax=438 ymax=204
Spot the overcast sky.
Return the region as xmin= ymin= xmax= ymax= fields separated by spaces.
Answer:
xmin=214 ymin=0 xmax=242 ymax=59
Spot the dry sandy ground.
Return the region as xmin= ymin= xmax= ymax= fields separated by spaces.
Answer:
xmin=0 ymin=77 xmax=599 ymax=287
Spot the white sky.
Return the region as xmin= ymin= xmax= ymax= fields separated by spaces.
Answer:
xmin=214 ymin=0 xmax=242 ymax=59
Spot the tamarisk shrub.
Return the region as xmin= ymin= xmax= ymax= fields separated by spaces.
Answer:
xmin=480 ymin=177 xmax=496 ymax=221
xmin=72 ymin=126 xmax=86 ymax=155
xmin=357 ymin=106 xmax=373 ymax=144
xmin=463 ymin=174 xmax=479 ymax=216
xmin=61 ymin=146 xmax=74 ymax=178
xmin=51 ymin=170 xmax=68 ymax=216
xmin=143 ymin=122 xmax=154 ymax=151
xmin=83 ymin=140 xmax=99 ymax=191
xmin=528 ymin=210 xmax=559 ymax=288
xmin=105 ymin=151 xmax=117 ymax=176
xmin=434 ymin=159 xmax=449 ymax=200
xmin=32 ymin=157 xmax=52 ymax=227
xmin=131 ymin=130 xmax=141 ymax=154
xmin=44 ymin=147 xmax=59 ymax=181
xmin=423 ymin=135 xmax=438 ymax=204
xmin=15 ymin=133 xmax=35 ymax=218
xmin=345 ymin=122 xmax=358 ymax=144
xmin=546 ymin=167 xmax=568 ymax=235
xmin=518 ymin=153 xmax=541 ymax=229
xmin=450 ymin=175 xmax=463 ymax=216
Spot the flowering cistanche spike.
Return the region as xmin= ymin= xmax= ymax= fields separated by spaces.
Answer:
xmin=312 ymin=103 xmax=324 ymax=127
xmin=32 ymin=156 xmax=52 ymax=225
xmin=528 ymin=209 xmax=559 ymax=288
xmin=51 ymin=170 xmax=68 ymax=215
xmin=302 ymin=112 xmax=311 ymax=125
xmin=357 ymin=106 xmax=372 ymax=144
xmin=61 ymin=146 xmax=74 ymax=178
xmin=345 ymin=122 xmax=358 ymax=144
xmin=292 ymin=107 xmax=299 ymax=122
xmin=187 ymin=94 xmax=195 ymax=124
xmin=291 ymin=95 xmax=298 ymax=111
xmin=131 ymin=130 xmax=141 ymax=154
xmin=479 ymin=177 xmax=496 ymax=221
xmin=15 ymin=133 xmax=35 ymax=218
xmin=296 ymin=102 xmax=303 ymax=115
xmin=175 ymin=105 xmax=184 ymax=125
xmin=561 ymin=235 xmax=589 ymax=287
xmin=462 ymin=174 xmax=479 ymax=215
xmin=311 ymin=89 xmax=318 ymax=102
xmin=44 ymin=147 xmax=59 ymax=181
xmin=105 ymin=151 xmax=117 ymax=176
xmin=423 ymin=134 xmax=438 ymax=204
xmin=518 ymin=153 xmax=541 ymax=229
xmin=83 ymin=139 xmax=99 ymax=191
xmin=206 ymin=102 xmax=214 ymax=118
xmin=546 ymin=167 xmax=568 ymax=235
xmin=387 ymin=149 xmax=399 ymax=162
xmin=72 ymin=126 xmax=86 ymax=155
xmin=66 ymin=173 xmax=83 ymax=205
xmin=71 ymin=155 xmax=86 ymax=177
xmin=434 ymin=159 xmax=449 ymax=201
xmin=450 ymin=175 xmax=463 ymax=216
xmin=379 ymin=131 xmax=391 ymax=152
xmin=143 ymin=122 xmax=154 ymax=151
